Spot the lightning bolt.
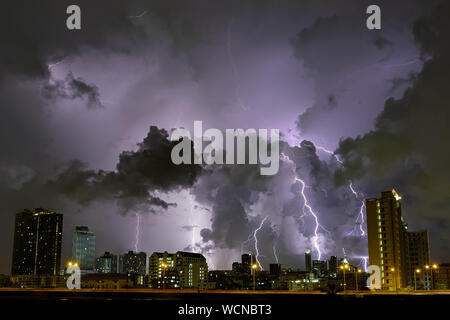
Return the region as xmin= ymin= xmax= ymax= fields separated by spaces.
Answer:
xmin=273 ymin=242 xmax=279 ymax=264
xmin=253 ymin=216 xmax=268 ymax=270
xmin=47 ymin=59 xmax=64 ymax=70
xmin=315 ymin=145 xmax=343 ymax=165
xmin=134 ymin=213 xmax=140 ymax=252
xmin=316 ymin=146 xmax=366 ymax=237
xmin=361 ymin=256 xmax=368 ymax=272
xmin=241 ymin=233 xmax=253 ymax=255
xmin=349 ymin=181 xmax=366 ymax=237
xmin=188 ymin=195 xmax=196 ymax=250
xmin=128 ymin=10 xmax=147 ymax=19
xmin=280 ymin=153 xmax=324 ymax=260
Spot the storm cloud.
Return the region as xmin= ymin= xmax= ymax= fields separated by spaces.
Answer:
xmin=335 ymin=1 xmax=450 ymax=261
xmin=0 ymin=0 xmax=448 ymax=273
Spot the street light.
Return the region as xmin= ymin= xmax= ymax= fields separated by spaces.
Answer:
xmin=430 ymin=264 xmax=438 ymax=290
xmin=425 ymin=265 xmax=430 ymax=290
xmin=390 ymin=267 xmax=397 ymax=292
xmin=355 ymin=268 xmax=362 ymax=292
xmin=160 ymin=262 xmax=168 ymax=289
xmin=252 ymin=264 xmax=258 ymax=290
xmin=340 ymin=264 xmax=349 ymax=292
xmin=414 ymin=269 xmax=421 ymax=291
xmin=67 ymin=261 xmax=78 ymax=268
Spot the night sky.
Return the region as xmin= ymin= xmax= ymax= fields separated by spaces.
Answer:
xmin=0 ymin=0 xmax=449 ymax=274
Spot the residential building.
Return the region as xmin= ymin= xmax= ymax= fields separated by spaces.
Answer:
xmin=11 ymin=208 xmax=63 ymax=276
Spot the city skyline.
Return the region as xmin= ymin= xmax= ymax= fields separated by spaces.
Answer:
xmin=0 ymin=0 xmax=449 ymax=277
xmin=9 ymin=195 xmax=440 ymax=274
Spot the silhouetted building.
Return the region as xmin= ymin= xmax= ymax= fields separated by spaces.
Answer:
xmin=119 ymin=251 xmax=146 ymax=275
xmin=432 ymin=263 xmax=450 ymax=290
xmin=11 ymin=208 xmax=63 ymax=276
xmin=270 ymin=264 xmax=281 ymax=278
xmin=406 ymin=230 xmax=430 ymax=288
xmin=232 ymin=262 xmax=241 ymax=273
xmin=337 ymin=267 xmax=369 ymax=291
xmin=312 ymin=260 xmax=327 ymax=277
xmin=72 ymin=226 xmax=95 ymax=272
xmin=241 ymin=253 xmax=252 ymax=274
xmin=95 ymin=252 xmax=118 ymax=273
xmin=328 ymin=256 xmax=337 ymax=277
xmin=305 ymin=249 xmax=312 ymax=272
xmin=208 ymin=270 xmax=241 ymax=290
xmin=81 ymin=273 xmax=133 ymax=289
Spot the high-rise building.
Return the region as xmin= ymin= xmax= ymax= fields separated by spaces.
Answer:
xmin=312 ymin=260 xmax=327 ymax=277
xmin=432 ymin=263 xmax=450 ymax=290
xmin=305 ymin=249 xmax=312 ymax=272
xmin=366 ymin=189 xmax=430 ymax=290
xmin=149 ymin=251 xmax=208 ymax=289
xmin=11 ymin=208 xmax=63 ymax=276
xmin=366 ymin=190 xmax=408 ymax=290
xmin=72 ymin=226 xmax=95 ymax=272
xmin=95 ymin=252 xmax=118 ymax=273
xmin=175 ymin=251 xmax=208 ymax=289
xmin=328 ymin=256 xmax=337 ymax=277
xmin=119 ymin=251 xmax=146 ymax=275
xmin=406 ymin=230 xmax=430 ymax=288
xmin=241 ymin=253 xmax=252 ymax=274
xmin=269 ymin=264 xmax=281 ymax=278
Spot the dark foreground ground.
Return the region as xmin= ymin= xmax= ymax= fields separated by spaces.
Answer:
xmin=0 ymin=289 xmax=448 ymax=318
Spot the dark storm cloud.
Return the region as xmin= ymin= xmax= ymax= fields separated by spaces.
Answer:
xmin=194 ymin=163 xmax=269 ymax=249
xmin=1 ymin=0 xmax=448 ymax=273
xmin=297 ymin=94 xmax=338 ymax=137
xmin=42 ymin=72 xmax=103 ymax=108
xmin=44 ymin=126 xmax=201 ymax=212
xmin=335 ymin=2 xmax=450 ymax=260
xmin=372 ymin=36 xmax=393 ymax=49
xmin=0 ymin=126 xmax=198 ymax=217
xmin=291 ymin=1 xmax=430 ymax=141
xmin=191 ymin=139 xmax=370 ymax=267
xmin=388 ymin=72 xmax=417 ymax=95
xmin=0 ymin=0 xmax=141 ymax=79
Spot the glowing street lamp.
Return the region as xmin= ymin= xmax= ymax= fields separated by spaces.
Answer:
xmin=414 ymin=269 xmax=421 ymax=291
xmin=340 ymin=264 xmax=349 ymax=292
xmin=252 ymin=264 xmax=258 ymax=291
xmin=67 ymin=261 xmax=78 ymax=268
xmin=355 ymin=268 xmax=362 ymax=292
xmin=390 ymin=267 xmax=397 ymax=292
xmin=430 ymin=264 xmax=438 ymax=290
xmin=160 ymin=262 xmax=168 ymax=289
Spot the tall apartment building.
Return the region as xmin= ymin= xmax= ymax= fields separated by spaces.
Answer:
xmin=175 ymin=251 xmax=208 ymax=289
xmin=312 ymin=260 xmax=327 ymax=277
xmin=241 ymin=253 xmax=252 ymax=274
xmin=366 ymin=190 xmax=408 ymax=290
xmin=72 ymin=226 xmax=95 ymax=272
xmin=305 ymin=249 xmax=312 ymax=272
xmin=406 ymin=230 xmax=430 ymax=288
xmin=328 ymin=256 xmax=338 ymax=278
xmin=366 ymin=189 xmax=430 ymax=290
xmin=149 ymin=251 xmax=208 ymax=289
xmin=11 ymin=208 xmax=63 ymax=276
